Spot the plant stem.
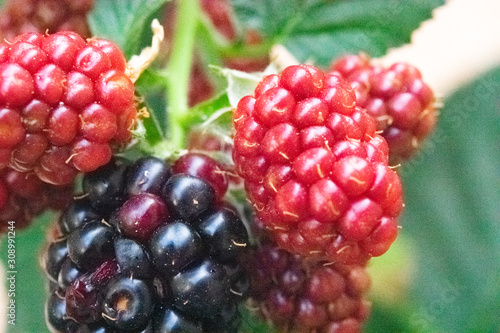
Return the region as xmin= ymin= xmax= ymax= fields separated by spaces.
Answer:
xmin=166 ymin=0 xmax=200 ymax=149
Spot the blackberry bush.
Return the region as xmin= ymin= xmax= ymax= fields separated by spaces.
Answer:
xmin=330 ymin=54 xmax=437 ymax=164
xmin=232 ymin=64 xmax=404 ymax=265
xmin=0 ymin=31 xmax=137 ymax=185
xmin=41 ymin=155 xmax=250 ymax=332
xmin=4 ymin=1 xmax=490 ymax=333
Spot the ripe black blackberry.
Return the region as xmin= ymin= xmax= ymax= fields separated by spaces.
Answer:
xmin=41 ymin=154 xmax=250 ymax=332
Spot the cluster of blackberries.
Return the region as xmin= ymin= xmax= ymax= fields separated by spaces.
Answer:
xmin=41 ymin=155 xmax=250 ymax=332
xmin=243 ymin=238 xmax=372 ymax=333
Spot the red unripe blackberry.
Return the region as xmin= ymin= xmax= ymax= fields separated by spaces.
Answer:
xmin=330 ymin=54 xmax=437 ymax=163
xmin=243 ymin=241 xmax=372 ymax=333
xmin=0 ymin=0 xmax=94 ymax=41
xmin=0 ymin=31 xmax=137 ymax=184
xmin=232 ymin=64 xmax=403 ymax=264
xmin=200 ymin=0 xmax=236 ymax=41
xmin=0 ymin=167 xmax=73 ymax=231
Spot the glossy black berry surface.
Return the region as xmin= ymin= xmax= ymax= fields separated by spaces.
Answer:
xmin=161 ymin=174 xmax=216 ymax=223
xmin=45 ymin=291 xmax=75 ymax=332
xmin=152 ymin=306 xmax=203 ymax=333
xmin=114 ymin=237 xmax=153 ymax=279
xmin=67 ymin=221 xmax=115 ymax=271
xmin=82 ymin=158 xmax=128 ymax=214
xmin=171 ymin=259 xmax=232 ymax=318
xmin=58 ymin=198 xmax=100 ymax=235
xmin=126 ymin=156 xmax=173 ymax=196
xmin=197 ymin=207 xmax=248 ymax=262
xmin=57 ymin=258 xmax=84 ymax=289
xmin=102 ymin=275 xmax=154 ymax=331
xmin=149 ymin=221 xmax=204 ymax=276
xmin=42 ymin=155 xmax=250 ymax=332
xmin=43 ymin=238 xmax=68 ymax=282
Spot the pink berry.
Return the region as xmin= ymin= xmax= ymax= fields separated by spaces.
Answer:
xmin=331 ymin=54 xmax=437 ymax=163
xmin=0 ymin=31 xmax=137 ymax=185
xmin=233 ymin=65 xmax=403 ymax=264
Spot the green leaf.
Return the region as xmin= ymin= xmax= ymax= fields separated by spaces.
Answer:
xmin=230 ymin=0 xmax=307 ymax=39
xmin=1 ymin=213 xmax=55 ymax=332
xmin=240 ymin=305 xmax=277 ymax=333
xmin=135 ymin=69 xmax=169 ymax=144
xmin=88 ymin=0 xmax=169 ymax=58
xmin=212 ymin=66 xmax=262 ymax=107
xmin=182 ymin=92 xmax=232 ymax=129
xmin=213 ymin=65 xmax=278 ymax=107
xmin=231 ymin=0 xmax=445 ymax=66
xmin=382 ymin=68 xmax=500 ymax=332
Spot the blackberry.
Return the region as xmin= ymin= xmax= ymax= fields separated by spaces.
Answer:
xmin=330 ymin=54 xmax=437 ymax=163
xmin=243 ymin=240 xmax=372 ymax=333
xmin=0 ymin=31 xmax=137 ymax=185
xmin=0 ymin=167 xmax=72 ymax=232
xmin=0 ymin=0 xmax=94 ymax=41
xmin=232 ymin=64 xmax=403 ymax=264
xmin=41 ymin=153 xmax=250 ymax=332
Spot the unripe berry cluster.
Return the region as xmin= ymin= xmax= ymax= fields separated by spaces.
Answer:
xmin=0 ymin=167 xmax=73 ymax=231
xmin=0 ymin=31 xmax=137 ymax=185
xmin=232 ymin=64 xmax=404 ymax=265
xmin=243 ymin=240 xmax=371 ymax=333
xmin=330 ymin=54 xmax=437 ymax=163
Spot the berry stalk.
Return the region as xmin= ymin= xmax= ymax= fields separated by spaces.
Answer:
xmin=166 ymin=0 xmax=201 ymax=149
